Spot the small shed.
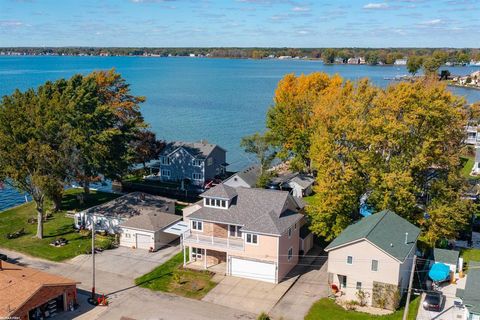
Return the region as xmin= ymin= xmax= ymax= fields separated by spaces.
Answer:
xmin=433 ymin=248 xmax=459 ymax=273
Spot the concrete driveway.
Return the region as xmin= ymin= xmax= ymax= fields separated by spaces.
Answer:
xmin=270 ymin=254 xmax=329 ymax=320
xmin=202 ymin=275 xmax=296 ymax=314
xmin=416 ymin=276 xmax=467 ymax=320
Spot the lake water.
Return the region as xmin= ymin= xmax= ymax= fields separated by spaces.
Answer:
xmin=1 ymin=56 xmax=479 ymax=211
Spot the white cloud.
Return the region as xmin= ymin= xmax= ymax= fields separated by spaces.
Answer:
xmin=420 ymin=18 xmax=442 ymax=25
xmin=0 ymin=20 xmax=24 ymax=27
xmin=363 ymin=2 xmax=389 ymax=9
xmin=292 ymin=6 xmax=310 ymax=12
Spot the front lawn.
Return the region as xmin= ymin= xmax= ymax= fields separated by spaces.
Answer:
xmin=0 ymin=189 xmax=119 ymax=261
xmin=460 ymin=156 xmax=480 ymax=180
xmin=305 ymin=297 xmax=420 ymax=320
xmin=461 ymin=248 xmax=480 ymax=267
xmin=135 ymin=250 xmax=216 ymax=299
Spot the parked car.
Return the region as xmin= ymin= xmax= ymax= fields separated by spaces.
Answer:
xmin=423 ymin=291 xmax=445 ymax=312
xmin=0 ymin=253 xmax=7 ymax=261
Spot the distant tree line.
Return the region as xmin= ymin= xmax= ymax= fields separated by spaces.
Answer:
xmin=1 ymin=47 xmax=480 ymax=64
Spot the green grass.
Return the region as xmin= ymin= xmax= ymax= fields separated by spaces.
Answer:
xmin=460 ymin=156 xmax=480 ymax=180
xmin=460 ymin=248 xmax=480 ymax=267
xmin=0 ymin=189 xmax=119 ymax=261
xmin=305 ymin=297 xmax=420 ymax=320
xmin=135 ymin=250 xmax=217 ymax=299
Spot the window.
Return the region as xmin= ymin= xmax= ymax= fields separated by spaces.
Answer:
xmin=246 ymin=233 xmax=258 ymax=244
xmin=192 ymin=173 xmax=202 ymax=180
xmin=207 ymin=157 xmax=213 ymax=166
xmin=356 ymin=282 xmax=362 ymax=290
xmin=205 ymin=198 xmax=211 ymax=206
xmin=193 ymin=159 xmax=203 ymax=166
xmin=229 ymin=225 xmax=242 ymax=238
xmin=205 ymin=197 xmax=228 ymax=208
xmin=192 ymin=220 xmax=203 ymax=231
xmin=294 ymin=223 xmax=297 ymax=230
xmin=288 ymin=247 xmax=293 ymax=261
xmin=160 ymin=156 xmax=171 ymax=165
xmin=125 ymin=233 xmax=131 ymax=238
xmin=288 ymin=227 xmax=292 ymax=238
xmin=192 ymin=247 xmax=204 ymax=258
xmin=371 ymin=259 xmax=378 ymax=271
xmin=161 ymin=169 xmax=171 ymax=177
xmin=340 ymin=276 xmax=347 ymax=288
xmin=347 ymin=256 xmax=353 ymax=265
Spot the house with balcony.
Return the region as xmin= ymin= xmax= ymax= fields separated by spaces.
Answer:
xmin=152 ymin=141 xmax=227 ymax=188
xmin=325 ymin=210 xmax=420 ymax=310
xmin=181 ymin=184 xmax=311 ymax=283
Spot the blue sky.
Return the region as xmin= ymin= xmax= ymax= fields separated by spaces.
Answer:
xmin=0 ymin=0 xmax=478 ymax=47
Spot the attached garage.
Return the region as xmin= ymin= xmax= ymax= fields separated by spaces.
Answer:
xmin=229 ymin=257 xmax=277 ymax=283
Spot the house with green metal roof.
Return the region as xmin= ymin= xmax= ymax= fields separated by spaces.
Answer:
xmin=324 ymin=210 xmax=420 ymax=310
xmin=456 ymin=261 xmax=480 ymax=320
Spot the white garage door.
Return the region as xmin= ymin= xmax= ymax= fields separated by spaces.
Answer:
xmin=136 ymin=233 xmax=153 ymax=250
xmin=230 ymin=257 xmax=276 ymax=283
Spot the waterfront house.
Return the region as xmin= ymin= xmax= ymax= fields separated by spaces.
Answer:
xmin=0 ymin=261 xmax=79 ymax=319
xmin=325 ymin=210 xmax=420 ymax=310
xmin=181 ymin=184 xmax=312 ymax=283
xmin=223 ymin=164 xmax=261 ymax=188
xmin=75 ymin=192 xmax=180 ymax=250
xmin=456 ymin=261 xmax=480 ymax=320
xmin=433 ymin=248 xmax=460 ymax=273
xmin=394 ymin=58 xmax=407 ymax=65
xmin=267 ymin=172 xmax=315 ymax=198
xmin=153 ymin=141 xmax=227 ymax=189
xmin=347 ymin=57 xmax=366 ymax=64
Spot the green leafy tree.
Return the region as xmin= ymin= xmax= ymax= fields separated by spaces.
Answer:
xmin=406 ymin=55 xmax=423 ymax=76
xmin=0 ymin=83 xmax=72 ymax=238
xmin=321 ymin=48 xmax=336 ymax=64
xmin=240 ymin=133 xmax=276 ymax=187
xmin=365 ymin=51 xmax=379 ymax=65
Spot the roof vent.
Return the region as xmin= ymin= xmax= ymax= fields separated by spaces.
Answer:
xmin=390 ymin=243 xmax=394 ymax=247
xmin=405 ymin=232 xmax=408 ymax=245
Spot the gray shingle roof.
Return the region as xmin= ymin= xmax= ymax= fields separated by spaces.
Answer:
xmin=224 ymin=164 xmax=261 ymax=188
xmin=82 ymin=192 xmax=175 ymax=219
xmin=161 ymin=141 xmax=224 ymax=159
xmin=324 ymin=210 xmax=420 ymax=262
xmin=201 ymin=184 xmax=237 ymax=199
xmin=289 ymin=175 xmax=315 ymax=189
xmin=120 ymin=212 xmax=181 ymax=232
xmin=188 ymin=186 xmax=304 ymax=235
xmin=457 ymin=261 xmax=480 ymax=314
xmin=433 ymin=248 xmax=459 ymax=266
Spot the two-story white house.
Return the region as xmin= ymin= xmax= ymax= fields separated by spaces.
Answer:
xmin=324 ymin=210 xmax=420 ymax=310
xmin=181 ymin=184 xmax=312 ymax=283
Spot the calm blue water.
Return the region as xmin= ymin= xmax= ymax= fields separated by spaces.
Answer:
xmin=1 ymin=56 xmax=479 ymax=211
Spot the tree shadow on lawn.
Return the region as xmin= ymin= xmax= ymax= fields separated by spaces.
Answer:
xmin=44 ymin=223 xmax=76 ymax=238
xmin=107 ymin=271 xmax=174 ymax=297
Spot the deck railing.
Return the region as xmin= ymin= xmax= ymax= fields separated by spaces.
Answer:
xmin=182 ymin=230 xmax=244 ymax=251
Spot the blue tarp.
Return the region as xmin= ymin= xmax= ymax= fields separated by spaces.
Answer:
xmin=429 ymin=263 xmax=450 ymax=282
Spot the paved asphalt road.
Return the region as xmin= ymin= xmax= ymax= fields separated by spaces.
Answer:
xmin=1 ymin=247 xmax=256 ymax=320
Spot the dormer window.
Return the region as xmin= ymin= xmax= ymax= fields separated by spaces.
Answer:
xmin=204 ymin=197 xmax=228 ymax=209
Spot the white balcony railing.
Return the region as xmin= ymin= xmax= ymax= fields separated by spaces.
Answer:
xmin=183 ymin=230 xmax=244 ymax=251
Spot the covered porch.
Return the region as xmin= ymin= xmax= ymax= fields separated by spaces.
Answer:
xmin=182 ymin=244 xmax=228 ymax=275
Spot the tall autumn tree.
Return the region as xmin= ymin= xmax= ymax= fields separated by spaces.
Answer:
xmin=131 ymin=130 xmax=165 ymax=170
xmin=307 ymin=76 xmax=472 ymax=243
xmin=70 ymin=69 xmax=146 ymax=194
xmin=266 ymin=72 xmax=343 ymax=172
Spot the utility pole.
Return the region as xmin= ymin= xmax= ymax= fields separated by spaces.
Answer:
xmin=402 ymin=255 xmax=417 ymax=320
xmin=91 ymin=215 xmax=96 ymax=302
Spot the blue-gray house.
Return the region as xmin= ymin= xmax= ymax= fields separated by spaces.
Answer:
xmin=154 ymin=141 xmax=227 ymax=188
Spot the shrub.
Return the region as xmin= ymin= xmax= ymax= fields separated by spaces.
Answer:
xmin=257 ymin=312 xmax=270 ymax=320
